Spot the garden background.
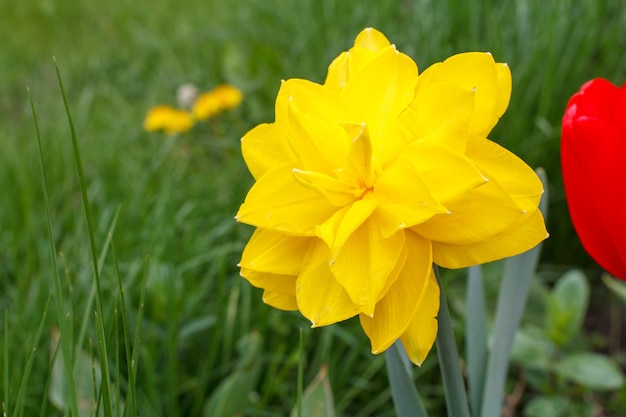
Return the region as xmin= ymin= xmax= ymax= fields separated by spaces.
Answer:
xmin=1 ymin=0 xmax=626 ymax=416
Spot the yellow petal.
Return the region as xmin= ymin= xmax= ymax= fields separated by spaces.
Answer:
xmin=325 ymin=28 xmax=392 ymax=91
xmin=494 ymin=63 xmax=512 ymax=121
xmin=466 ymin=137 xmax=544 ymax=211
xmin=263 ymin=290 xmax=299 ymax=311
xmin=411 ymin=172 xmax=524 ymax=245
xmin=293 ymin=169 xmax=357 ymax=207
xmin=315 ymin=198 xmax=378 ymax=258
xmin=360 ymin=232 xmax=433 ymax=353
xmin=406 ymin=82 xmax=476 ymax=151
xmin=432 ymin=209 xmax=549 ymax=268
xmin=353 ymin=27 xmax=392 ymax=51
xmin=239 ymin=229 xmax=313 ymax=275
xmin=325 ymin=51 xmax=350 ymax=91
xmin=240 ymin=267 xmax=297 ymax=296
xmin=345 ymin=123 xmax=376 ymax=188
xmin=402 ymin=140 xmax=487 ymax=206
xmin=143 ymin=105 xmax=193 ymax=134
xmin=330 ymin=220 xmax=406 ymax=316
xmin=416 ymin=52 xmax=509 ymax=136
xmin=276 ymin=79 xmax=354 ymax=125
xmin=236 ymin=164 xmax=337 ymax=235
xmin=400 ymin=271 xmax=440 ymax=365
xmin=296 ymin=240 xmax=360 ymax=326
xmin=287 ymin=99 xmax=351 ymax=174
xmin=373 ymin=157 xmax=449 ymax=237
xmin=341 ymin=44 xmax=418 ymax=159
xmin=241 ymin=123 xmax=294 ymax=180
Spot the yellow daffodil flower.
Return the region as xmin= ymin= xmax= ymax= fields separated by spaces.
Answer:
xmin=236 ymin=28 xmax=548 ymax=365
xmin=143 ymin=105 xmax=193 ymax=134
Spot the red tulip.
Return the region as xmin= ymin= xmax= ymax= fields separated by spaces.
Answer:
xmin=561 ymin=78 xmax=626 ymax=280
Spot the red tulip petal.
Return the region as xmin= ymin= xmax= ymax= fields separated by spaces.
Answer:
xmin=562 ymin=112 xmax=626 ymax=279
xmin=567 ymin=78 xmax=619 ymax=121
xmin=616 ymin=82 xmax=626 ymax=132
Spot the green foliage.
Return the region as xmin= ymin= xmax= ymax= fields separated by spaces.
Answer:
xmin=546 ymin=270 xmax=589 ymax=346
xmin=511 ymin=269 xmax=625 ymax=416
xmin=2 ymin=0 xmax=626 ymax=416
xmin=202 ymin=332 xmax=263 ymax=417
xmin=385 ymin=341 xmax=428 ymax=417
xmin=290 ymin=365 xmax=336 ymax=417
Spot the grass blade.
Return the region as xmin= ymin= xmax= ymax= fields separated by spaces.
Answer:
xmin=296 ymin=327 xmax=304 ymax=417
xmin=12 ymin=294 xmax=52 ymax=417
xmin=480 ymin=168 xmax=548 ymax=417
xmin=29 ymin=86 xmax=80 ymax=417
xmin=435 ymin=265 xmax=471 ymax=417
xmin=75 ymin=208 xmax=120 ymax=367
xmin=129 ymin=257 xmax=149 ymax=413
xmin=111 ymin=237 xmax=137 ymax=417
xmin=3 ymin=311 xmax=8 ymax=416
xmin=466 ymin=265 xmax=488 ymax=417
xmin=385 ymin=340 xmax=429 ymax=417
xmin=54 ymin=60 xmax=114 ymax=417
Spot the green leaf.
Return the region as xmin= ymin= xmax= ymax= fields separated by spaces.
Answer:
xmin=385 ymin=341 xmax=429 ymax=417
xmin=523 ymin=395 xmax=570 ymax=417
xmin=546 ymin=269 xmax=589 ymax=346
xmin=202 ymin=332 xmax=263 ymax=417
xmin=555 ymin=353 xmax=625 ymax=391
xmin=466 ymin=266 xmax=488 ymax=417
xmin=510 ymin=328 xmax=554 ymax=371
xmin=435 ymin=266 xmax=471 ymax=417
xmin=602 ymin=273 xmax=626 ymax=305
xmin=290 ymin=365 xmax=336 ymax=417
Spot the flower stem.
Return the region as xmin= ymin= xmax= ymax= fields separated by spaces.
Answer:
xmin=434 ymin=264 xmax=471 ymax=417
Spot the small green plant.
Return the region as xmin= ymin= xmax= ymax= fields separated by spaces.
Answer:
xmin=511 ymin=270 xmax=625 ymax=417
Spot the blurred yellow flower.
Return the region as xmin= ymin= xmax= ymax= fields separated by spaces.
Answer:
xmin=236 ymin=28 xmax=547 ymax=365
xmin=143 ymin=105 xmax=193 ymax=134
xmin=193 ymin=84 xmax=243 ymax=120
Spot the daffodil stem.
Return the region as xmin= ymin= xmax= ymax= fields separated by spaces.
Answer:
xmin=434 ymin=264 xmax=471 ymax=417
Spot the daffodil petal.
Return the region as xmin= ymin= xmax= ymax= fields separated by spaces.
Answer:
xmin=325 ymin=28 xmax=392 ymax=91
xmin=240 ymin=267 xmax=297 ymax=295
xmin=374 ymin=157 xmax=449 ymax=237
xmin=402 ymin=140 xmax=487 ymax=205
xmin=293 ymin=169 xmax=357 ymax=207
xmin=297 ymin=240 xmax=360 ymax=326
xmin=360 ymin=232 xmax=432 ymax=353
xmin=467 ymin=138 xmax=544 ymax=211
xmin=354 ymin=27 xmax=392 ymax=51
xmin=331 ymin=221 xmax=405 ymax=316
xmin=432 ymin=209 xmax=548 ymax=268
xmin=400 ymin=271 xmax=439 ymax=366
xmin=315 ymin=197 xmax=378 ymax=257
xmin=241 ymin=123 xmax=294 ymax=180
xmin=286 ymin=99 xmax=351 ymax=173
xmin=236 ymin=164 xmax=337 ymax=235
xmin=416 ymin=52 xmax=508 ymax=136
xmin=407 ymin=82 xmax=476 ymax=150
xmin=239 ymin=229 xmax=313 ymax=275
xmin=411 ymin=174 xmax=524 ymax=245
xmin=277 ymin=78 xmax=354 ymax=124
xmin=341 ymin=44 xmax=418 ymax=160
xmin=376 ymin=241 xmax=408 ymax=303
xmin=345 ymin=123 xmax=376 ymax=188
xmin=325 ymin=51 xmax=350 ymax=91
xmin=263 ymin=290 xmax=299 ymax=311
xmin=494 ymin=63 xmax=512 ymax=121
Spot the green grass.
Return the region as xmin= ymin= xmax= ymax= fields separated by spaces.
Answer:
xmin=1 ymin=0 xmax=626 ymax=416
